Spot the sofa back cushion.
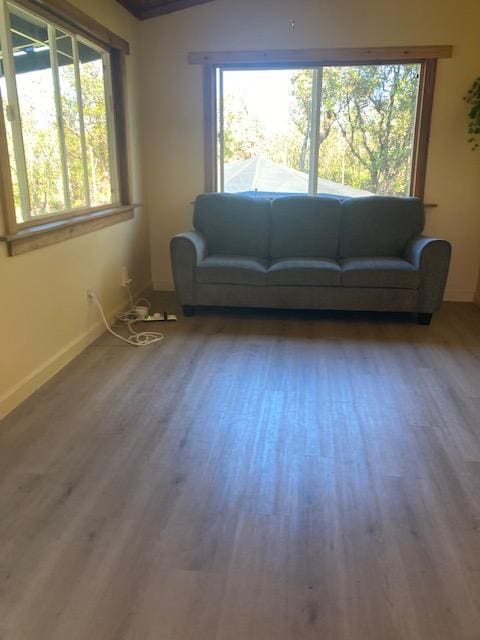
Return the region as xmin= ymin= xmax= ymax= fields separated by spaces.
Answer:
xmin=339 ymin=196 xmax=424 ymax=258
xmin=270 ymin=196 xmax=342 ymax=259
xmin=194 ymin=193 xmax=270 ymax=258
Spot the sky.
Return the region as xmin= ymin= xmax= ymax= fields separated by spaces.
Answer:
xmin=222 ymin=69 xmax=298 ymax=135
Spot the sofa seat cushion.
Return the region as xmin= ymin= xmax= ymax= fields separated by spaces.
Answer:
xmin=340 ymin=257 xmax=420 ymax=289
xmin=267 ymin=258 xmax=342 ymax=286
xmin=196 ymin=255 xmax=267 ymax=286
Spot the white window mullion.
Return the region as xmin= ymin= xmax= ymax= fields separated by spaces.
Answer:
xmin=0 ymin=0 xmax=31 ymax=218
xmin=102 ymin=51 xmax=119 ymax=204
xmin=72 ymin=36 xmax=90 ymax=207
xmin=308 ymin=68 xmax=323 ymax=196
xmin=48 ymin=24 xmax=71 ymax=210
xmin=218 ymin=68 xmax=225 ymax=193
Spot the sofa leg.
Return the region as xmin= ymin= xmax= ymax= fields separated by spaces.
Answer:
xmin=182 ymin=305 xmax=195 ymax=317
xmin=417 ymin=313 xmax=432 ymax=326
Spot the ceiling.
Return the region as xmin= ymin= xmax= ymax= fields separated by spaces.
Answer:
xmin=116 ymin=0 xmax=216 ymax=20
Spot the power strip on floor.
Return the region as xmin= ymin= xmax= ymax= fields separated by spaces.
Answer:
xmin=142 ymin=312 xmax=177 ymax=322
xmin=88 ymin=290 xmax=164 ymax=346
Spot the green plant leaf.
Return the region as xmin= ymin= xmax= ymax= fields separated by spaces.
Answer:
xmin=465 ymin=76 xmax=480 ymax=150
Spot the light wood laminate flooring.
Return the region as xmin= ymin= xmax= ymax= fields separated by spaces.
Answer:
xmin=1 ymin=298 xmax=480 ymax=640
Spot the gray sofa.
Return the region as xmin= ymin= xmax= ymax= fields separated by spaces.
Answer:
xmin=170 ymin=193 xmax=451 ymax=324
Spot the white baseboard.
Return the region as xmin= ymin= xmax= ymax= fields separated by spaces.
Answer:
xmin=0 ymin=282 xmax=151 ymax=422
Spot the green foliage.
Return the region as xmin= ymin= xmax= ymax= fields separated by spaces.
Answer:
xmin=61 ymin=58 xmax=112 ymax=207
xmin=23 ymin=112 xmax=64 ymax=214
xmin=222 ymin=92 xmax=308 ymax=174
xmin=2 ymin=54 xmax=112 ymax=221
xmin=289 ymin=70 xmax=313 ymax=172
xmin=79 ymin=61 xmax=111 ymax=205
xmin=222 ymin=95 xmax=267 ymax=162
xmin=463 ymin=77 xmax=480 ymax=151
xmin=17 ymin=84 xmax=65 ymax=215
xmin=320 ymin=64 xmax=419 ymax=195
xmin=60 ymin=64 xmax=88 ymax=208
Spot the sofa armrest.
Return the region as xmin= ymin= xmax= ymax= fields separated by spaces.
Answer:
xmin=404 ymin=235 xmax=451 ymax=313
xmin=170 ymin=231 xmax=207 ymax=305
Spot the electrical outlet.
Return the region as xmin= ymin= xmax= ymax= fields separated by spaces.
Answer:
xmin=121 ymin=266 xmax=131 ymax=288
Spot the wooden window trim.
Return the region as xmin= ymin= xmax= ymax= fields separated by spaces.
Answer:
xmin=1 ymin=205 xmax=136 ymax=256
xmin=194 ymin=46 xmax=452 ymax=200
xmin=0 ymin=87 xmax=17 ymax=235
xmin=0 ymin=0 xmax=134 ymax=255
xmin=203 ymin=65 xmax=217 ymax=193
xmin=410 ymin=58 xmax=437 ymax=201
xmin=189 ymin=45 xmax=452 ymax=66
xmin=11 ymin=0 xmax=129 ymax=53
xmin=9 ymin=202 xmax=128 ymax=231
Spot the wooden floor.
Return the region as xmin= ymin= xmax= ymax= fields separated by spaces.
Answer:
xmin=1 ymin=297 xmax=480 ymax=640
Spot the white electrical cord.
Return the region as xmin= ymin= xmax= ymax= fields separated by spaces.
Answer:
xmin=89 ymin=290 xmax=164 ymax=347
xmin=124 ymin=282 xmax=151 ymax=311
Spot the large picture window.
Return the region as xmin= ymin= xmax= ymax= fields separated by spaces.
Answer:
xmin=192 ymin=46 xmax=453 ymax=200
xmin=219 ymin=64 xmax=423 ymax=198
xmin=0 ymin=0 xmax=131 ymax=255
xmin=219 ymin=65 xmax=421 ymax=197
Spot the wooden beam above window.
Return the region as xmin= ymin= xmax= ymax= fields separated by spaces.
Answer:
xmin=188 ymin=45 xmax=453 ymax=67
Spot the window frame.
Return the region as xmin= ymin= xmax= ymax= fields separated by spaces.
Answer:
xmin=0 ymin=0 xmax=133 ymax=255
xmin=191 ymin=46 xmax=452 ymax=200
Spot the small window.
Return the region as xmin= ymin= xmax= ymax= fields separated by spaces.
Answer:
xmin=0 ymin=0 xmax=128 ymax=237
xmin=217 ymin=64 xmax=421 ymax=198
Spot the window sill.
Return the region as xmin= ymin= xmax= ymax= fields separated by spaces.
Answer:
xmin=1 ymin=205 xmax=136 ymax=256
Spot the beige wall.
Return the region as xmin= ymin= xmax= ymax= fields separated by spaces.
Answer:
xmin=475 ymin=267 xmax=480 ymax=307
xmin=2 ymin=0 xmax=479 ymax=418
xmin=139 ymin=0 xmax=480 ymax=300
xmin=0 ymin=0 xmax=148 ymax=419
